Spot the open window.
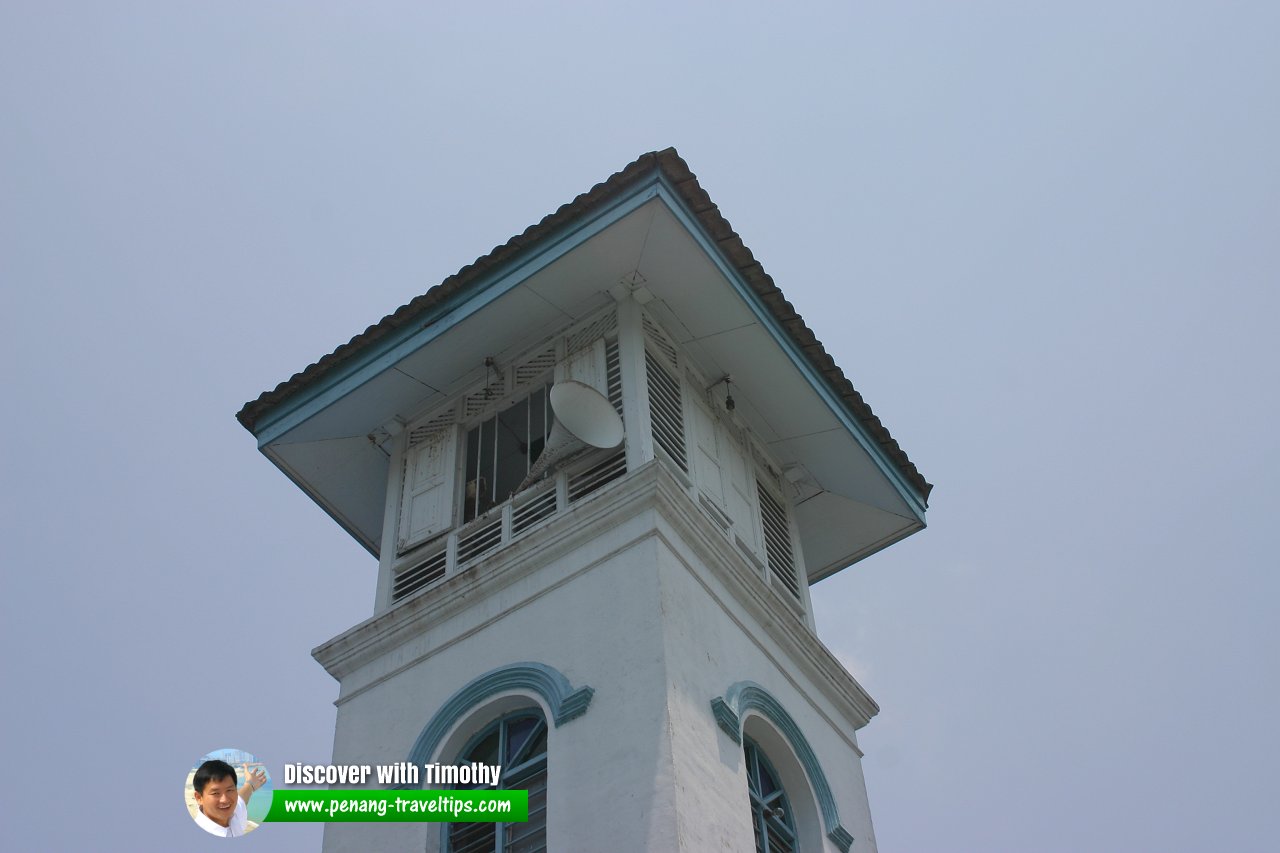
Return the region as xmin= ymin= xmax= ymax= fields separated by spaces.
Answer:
xmin=392 ymin=313 xmax=625 ymax=583
xmin=462 ymin=384 xmax=553 ymax=524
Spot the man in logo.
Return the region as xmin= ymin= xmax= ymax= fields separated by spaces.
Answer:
xmin=191 ymin=759 xmax=267 ymax=837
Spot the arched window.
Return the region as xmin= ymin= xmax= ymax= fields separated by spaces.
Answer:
xmin=448 ymin=710 xmax=548 ymax=853
xmin=745 ymin=736 xmax=797 ymax=853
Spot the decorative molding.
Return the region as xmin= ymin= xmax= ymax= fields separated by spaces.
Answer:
xmin=314 ymin=464 xmax=666 ymax=686
xmin=643 ymin=465 xmax=879 ymax=734
xmin=828 ymin=825 xmax=856 ymax=852
xmin=711 ymin=697 xmax=741 ymax=743
xmin=405 ymin=662 xmax=593 ymax=777
xmin=711 ymin=680 xmax=855 ymax=853
xmin=316 ymin=463 xmax=877 ymax=741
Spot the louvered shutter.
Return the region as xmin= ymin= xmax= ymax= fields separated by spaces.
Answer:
xmin=398 ymin=426 xmax=457 ymax=551
xmin=645 ymin=350 xmax=687 ymax=471
xmin=757 ymin=481 xmax=799 ymax=598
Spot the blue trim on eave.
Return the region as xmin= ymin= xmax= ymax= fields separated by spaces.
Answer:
xmin=251 ymin=181 xmax=665 ymax=449
xmin=249 ymin=166 xmax=927 ymax=522
xmin=650 ymin=173 xmax=928 ymax=521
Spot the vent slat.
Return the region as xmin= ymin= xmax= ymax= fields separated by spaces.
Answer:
xmin=565 ymin=310 xmax=618 ymax=354
xmin=457 ymin=517 xmax=503 ymax=565
xmin=464 ymin=382 xmax=505 ymax=419
xmin=605 ymin=339 xmax=623 ymax=418
xmin=757 ymin=482 xmax=799 ymax=598
xmin=512 ymin=488 xmax=557 ymax=534
xmin=392 ymin=548 xmax=448 ymax=601
xmin=567 ymin=450 xmax=627 ymax=503
xmin=514 ymin=347 xmax=556 ymax=388
xmin=642 ymin=313 xmax=678 ymax=365
xmin=649 ymin=404 xmax=685 ymax=433
xmin=646 ymin=349 xmax=687 ymax=471
xmin=407 ymin=408 xmax=455 ymax=448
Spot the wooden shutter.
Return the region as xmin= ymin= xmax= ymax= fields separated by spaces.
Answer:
xmin=757 ymin=481 xmax=799 ymax=598
xmin=690 ymin=395 xmax=725 ymax=508
xmin=645 ymin=350 xmax=687 ymax=471
xmin=398 ymin=426 xmax=457 ymax=551
xmin=720 ymin=423 xmax=757 ymax=550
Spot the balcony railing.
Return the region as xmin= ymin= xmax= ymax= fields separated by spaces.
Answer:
xmin=392 ymin=449 xmax=627 ymax=603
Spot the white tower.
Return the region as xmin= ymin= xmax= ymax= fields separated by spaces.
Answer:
xmin=238 ymin=149 xmax=931 ymax=853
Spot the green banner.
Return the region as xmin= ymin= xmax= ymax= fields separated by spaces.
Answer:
xmin=262 ymin=790 xmax=528 ymax=823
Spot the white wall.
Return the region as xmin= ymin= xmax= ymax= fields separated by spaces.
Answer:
xmin=317 ymin=464 xmax=877 ymax=852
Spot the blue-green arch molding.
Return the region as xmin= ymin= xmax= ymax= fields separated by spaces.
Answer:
xmin=711 ymin=681 xmax=855 ymax=853
xmin=406 ymin=662 xmax=594 ymax=773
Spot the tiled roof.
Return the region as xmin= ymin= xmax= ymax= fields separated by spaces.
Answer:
xmin=237 ymin=148 xmax=931 ymax=503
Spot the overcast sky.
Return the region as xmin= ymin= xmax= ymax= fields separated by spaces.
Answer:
xmin=3 ymin=2 xmax=1277 ymax=851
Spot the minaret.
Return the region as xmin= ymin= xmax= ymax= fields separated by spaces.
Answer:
xmin=238 ymin=149 xmax=931 ymax=853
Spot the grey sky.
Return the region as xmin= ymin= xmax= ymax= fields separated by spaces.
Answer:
xmin=3 ymin=2 xmax=1277 ymax=851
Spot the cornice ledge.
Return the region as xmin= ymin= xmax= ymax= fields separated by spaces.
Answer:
xmin=647 ymin=464 xmax=880 ymax=730
xmin=313 ymin=464 xmax=669 ymax=681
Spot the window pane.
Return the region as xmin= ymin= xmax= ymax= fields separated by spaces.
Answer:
xmin=504 ymin=769 xmax=547 ymax=853
xmin=463 ymin=384 xmax=555 ymax=525
xmin=479 ymin=418 xmax=496 ymax=511
xmin=765 ymin=821 xmax=795 ymax=853
xmin=493 ymin=397 xmax=530 ymax=503
xmin=745 ymin=739 xmax=796 ymax=853
xmin=505 ymin=716 xmax=538 ymax=764
xmin=450 ymin=711 xmax=548 ymax=853
xmin=527 ymin=385 xmax=548 ymax=467
xmin=464 ymin=729 xmax=500 ymax=768
xmin=759 ymin=763 xmax=778 ymax=798
xmin=464 ymin=426 xmax=481 ymax=523
xmin=523 ymin=726 xmax=548 ymax=764
xmin=449 ymin=821 xmax=496 ymax=853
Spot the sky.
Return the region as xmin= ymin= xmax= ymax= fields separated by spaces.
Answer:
xmin=2 ymin=2 xmax=1277 ymax=851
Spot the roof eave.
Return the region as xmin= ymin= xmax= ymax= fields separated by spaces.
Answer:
xmin=238 ymin=148 xmax=932 ymax=506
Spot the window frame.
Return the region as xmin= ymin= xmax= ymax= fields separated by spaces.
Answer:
xmin=745 ymin=735 xmax=798 ymax=853
xmin=395 ymin=355 xmax=561 ymax=557
xmin=644 ymin=307 xmax=809 ymax=614
xmin=445 ymin=709 xmax=549 ymax=853
xmin=460 ymin=381 xmax=555 ymax=525
xmin=385 ymin=314 xmax=626 ymax=607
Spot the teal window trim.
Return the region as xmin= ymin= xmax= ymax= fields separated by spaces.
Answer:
xmin=405 ymin=662 xmax=593 ymax=774
xmin=711 ymin=681 xmax=856 ymax=853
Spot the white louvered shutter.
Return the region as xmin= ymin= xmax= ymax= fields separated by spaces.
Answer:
xmin=645 ymin=350 xmax=687 ymax=471
xmin=757 ymin=481 xmax=800 ymax=598
xmin=398 ymin=426 xmax=457 ymax=551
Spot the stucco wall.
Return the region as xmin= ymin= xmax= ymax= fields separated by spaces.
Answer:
xmin=317 ymin=466 xmax=877 ymax=853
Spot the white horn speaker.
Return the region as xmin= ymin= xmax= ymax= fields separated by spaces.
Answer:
xmin=519 ymin=380 xmax=624 ymax=490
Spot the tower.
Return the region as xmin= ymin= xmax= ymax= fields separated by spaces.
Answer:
xmin=237 ymin=149 xmax=931 ymax=853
